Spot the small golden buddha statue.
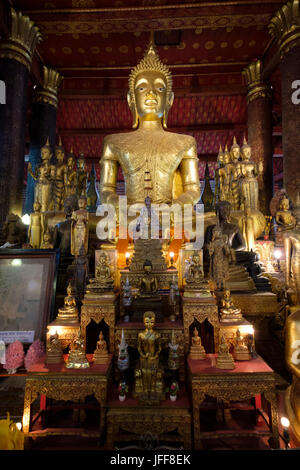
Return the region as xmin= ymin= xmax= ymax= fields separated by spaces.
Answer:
xmin=76 ymin=154 xmax=88 ymax=197
xmin=40 ymin=228 xmax=53 ymax=249
xmin=241 ymin=205 xmax=255 ymax=252
xmin=189 ymin=327 xmax=206 ymax=360
xmin=284 ymin=198 xmax=300 ymax=305
xmin=219 ymin=146 xmax=232 ymax=203
xmin=93 ymin=331 xmax=109 ymax=364
xmin=167 ymin=329 xmax=180 ymax=370
xmin=229 ymin=136 xmax=242 ymax=210
xmin=239 ymin=137 xmax=263 ymax=211
xmin=87 ymin=250 xmax=114 ymax=293
xmin=51 ymin=137 xmax=67 ymax=211
xmin=133 ymin=311 xmax=165 ymax=404
xmin=71 ymin=195 xmax=89 ymax=256
xmin=46 ymin=331 xmax=63 ymax=364
xmin=28 ymin=201 xmax=44 ymax=249
xmin=219 ymin=289 xmax=243 ymax=322
xmin=65 ymin=150 xmax=77 ymax=198
xmin=276 ymin=196 xmax=295 ymax=232
xmin=208 ymin=226 xmax=231 ymax=290
xmin=138 ymin=260 xmax=160 ymax=299
xmin=28 ymin=137 xmax=53 ymax=213
xmin=65 ymin=328 xmax=89 ymax=369
xmin=55 ymin=283 xmax=79 ymax=324
xmin=99 ymin=36 xmax=200 ymax=215
xmin=233 ymin=329 xmax=251 ymax=361
xmin=216 ymin=335 xmax=235 ymax=369
xmin=186 ymin=253 xmax=204 ymax=285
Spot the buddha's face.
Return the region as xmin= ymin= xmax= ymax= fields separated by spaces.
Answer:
xmin=224 ymin=290 xmax=230 ymax=299
xmin=231 ymin=147 xmax=240 ymax=161
xmin=67 ymin=157 xmax=74 ymax=168
xmin=78 ymin=159 xmax=85 ymax=170
xmin=41 ymin=146 xmax=51 ymax=161
xmin=56 ymin=149 xmax=64 ymax=162
xmin=134 ymin=71 xmax=170 ymax=120
xmin=219 ymin=204 xmax=231 ymax=221
xmin=144 ymin=264 xmax=152 ymax=273
xmin=193 ymin=255 xmax=200 ymax=264
xmin=281 ymin=199 xmax=289 ymax=211
xmin=144 ymin=313 xmax=155 ymax=329
xmin=33 ymin=202 xmax=41 ymax=212
xmin=223 ymin=153 xmax=230 ymax=165
xmin=242 ymin=146 xmax=251 ymax=160
xmin=218 ymin=154 xmax=223 ymax=165
xmin=78 ymin=198 xmax=86 ymax=209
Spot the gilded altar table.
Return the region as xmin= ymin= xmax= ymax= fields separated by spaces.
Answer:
xmin=106 ymin=391 xmax=192 ymax=450
xmin=187 ymin=354 xmax=280 ymax=449
xmin=22 ymin=354 xmax=112 ymax=438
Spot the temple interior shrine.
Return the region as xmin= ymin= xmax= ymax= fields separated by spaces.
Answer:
xmin=1 ymin=0 xmax=300 ymax=452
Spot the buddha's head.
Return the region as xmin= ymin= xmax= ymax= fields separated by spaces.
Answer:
xmin=193 ymin=327 xmax=199 ymax=337
xmin=241 ymin=137 xmax=251 ymax=161
xmin=67 ymin=149 xmax=75 ymax=169
xmin=222 ymin=146 xmax=230 ymax=165
xmin=144 ymin=311 xmax=156 ymax=329
xmin=217 ymin=145 xmax=224 ymax=167
xmin=43 ymin=229 xmax=51 ymax=243
xmin=230 ymin=137 xmax=240 ymax=162
xmin=280 ymin=197 xmax=290 ymax=211
xmin=41 ymin=137 xmax=52 ymax=161
xmin=33 ymin=201 xmax=41 ymax=212
xmin=216 ymin=200 xmax=231 ymax=222
xmin=78 ymin=195 xmax=87 ymax=209
xmin=224 ymin=289 xmax=231 ymax=300
xmin=192 ymin=253 xmax=200 ymax=264
xmin=99 ymin=251 xmax=107 ymax=265
xmin=128 ymin=37 xmax=174 ymax=128
xmin=77 ymin=155 xmax=85 ymax=170
xmin=55 ymin=137 xmax=65 ymax=162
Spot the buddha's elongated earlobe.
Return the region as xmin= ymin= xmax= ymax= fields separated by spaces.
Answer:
xmin=163 ymin=92 xmax=174 ymax=129
xmin=127 ymin=91 xmax=139 ymax=129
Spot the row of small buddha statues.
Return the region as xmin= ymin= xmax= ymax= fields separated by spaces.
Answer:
xmin=28 ymin=137 xmax=94 ymax=213
xmin=215 ymin=137 xmax=263 ymax=211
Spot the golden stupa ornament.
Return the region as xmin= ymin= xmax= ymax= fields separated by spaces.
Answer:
xmin=128 ymin=33 xmax=173 ymax=128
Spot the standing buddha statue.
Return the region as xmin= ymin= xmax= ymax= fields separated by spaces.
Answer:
xmin=218 ymin=146 xmax=232 ymax=203
xmin=214 ymin=145 xmax=224 ymax=206
xmin=65 ymin=150 xmax=77 ymax=198
xmin=239 ymin=137 xmax=263 ymax=211
xmin=28 ymin=137 xmax=53 ymax=212
xmin=229 ymin=137 xmax=242 ymax=210
xmin=51 ymin=137 xmax=67 ymax=211
xmin=28 ymin=201 xmax=44 ymax=248
xmin=76 ymin=154 xmax=88 ymax=198
xmin=99 ymin=36 xmax=200 ymax=213
xmin=133 ymin=311 xmax=165 ymax=404
xmin=71 ymin=195 xmax=89 ymax=256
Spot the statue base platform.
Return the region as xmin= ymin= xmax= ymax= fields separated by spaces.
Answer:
xmin=233 ymin=349 xmax=251 ymax=361
xmin=216 ymin=355 xmax=235 ymax=370
xmin=227 ymin=264 xmax=256 ymax=292
xmin=46 ymin=353 xmax=63 ymax=364
xmin=47 ymin=321 xmax=80 ymax=350
xmin=183 ymin=282 xmax=211 ymax=298
xmin=131 ymin=297 xmax=165 ymax=322
xmin=93 ymin=352 xmax=109 ymax=365
xmin=132 ymin=389 xmax=166 ymax=406
xmin=189 ymin=349 xmax=206 ymax=360
xmin=231 ymin=292 xmax=278 ymax=318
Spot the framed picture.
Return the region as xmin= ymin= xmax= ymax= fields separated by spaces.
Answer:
xmin=0 ymin=249 xmax=60 ymax=342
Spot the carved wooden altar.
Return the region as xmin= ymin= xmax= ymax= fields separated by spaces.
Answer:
xmin=187 ymin=355 xmax=280 ymax=450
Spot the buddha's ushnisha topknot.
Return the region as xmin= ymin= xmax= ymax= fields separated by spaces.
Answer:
xmin=129 ymin=34 xmax=173 ymax=99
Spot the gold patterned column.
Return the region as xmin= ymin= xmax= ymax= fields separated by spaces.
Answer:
xmin=243 ymin=60 xmax=273 ymax=214
xmin=269 ymin=0 xmax=300 ymax=203
xmin=0 ymin=8 xmax=42 ymax=222
xmin=24 ymin=66 xmax=63 ymax=214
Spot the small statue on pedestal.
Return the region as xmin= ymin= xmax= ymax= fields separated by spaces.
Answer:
xmin=208 ymin=226 xmax=231 ymax=290
xmin=65 ymin=150 xmax=77 ymax=198
xmin=28 ymin=201 xmax=44 ymax=248
xmin=216 ymin=335 xmax=235 ymax=370
xmin=233 ymin=329 xmax=251 ymax=361
xmin=133 ymin=311 xmax=165 ymax=404
xmin=122 ymin=277 xmax=132 ymax=307
xmin=46 ymin=331 xmax=63 ymax=364
xmin=93 ymin=331 xmax=109 ymax=364
xmin=40 ymin=228 xmax=53 ymax=249
xmin=55 ymin=283 xmax=79 ymax=324
xmin=76 ymin=154 xmax=88 ymax=198
xmin=86 ymin=250 xmax=114 ymax=293
xmin=168 ymin=330 xmax=180 ymax=371
xmin=138 ymin=260 xmax=160 ymax=300
xmin=65 ymin=328 xmax=89 ymax=369
xmin=71 ymin=195 xmax=89 ymax=256
xmin=189 ymin=327 xmax=206 ymax=360
xmin=219 ymin=289 xmax=243 ymax=323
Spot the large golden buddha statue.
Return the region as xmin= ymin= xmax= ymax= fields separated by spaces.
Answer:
xmin=99 ymin=37 xmax=200 ymax=211
xmin=285 ymin=307 xmax=300 ymax=442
